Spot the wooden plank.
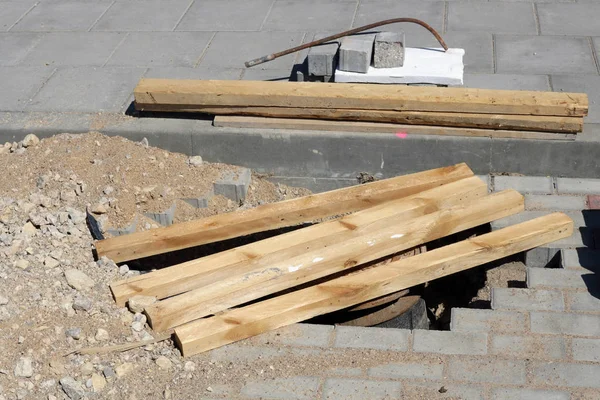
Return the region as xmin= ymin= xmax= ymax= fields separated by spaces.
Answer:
xmin=141 ymin=106 xmax=583 ymax=133
xmin=96 ymin=163 xmax=474 ymax=264
xmin=147 ymin=189 xmax=523 ymax=331
xmin=213 ymin=116 xmax=576 ymax=141
xmin=134 ymin=79 xmax=588 ymax=117
xmin=111 ymin=175 xmax=486 ymax=306
xmin=174 ymin=212 xmax=574 ymax=356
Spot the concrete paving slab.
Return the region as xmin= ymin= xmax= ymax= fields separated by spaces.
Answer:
xmin=92 ymin=0 xmax=192 ymax=32
xmin=447 ymin=2 xmax=537 ymax=34
xmin=20 ymin=32 xmax=124 ymax=67
xmin=27 ymin=67 xmax=145 ymax=113
xmin=175 ymin=0 xmax=273 ymax=32
xmin=12 ymin=1 xmax=112 ymax=32
xmin=538 ymin=4 xmax=600 ymax=36
xmin=263 ymin=0 xmax=357 ymax=32
xmin=241 ymin=68 xmax=293 ymax=81
xmin=0 ymin=32 xmax=43 ymax=66
xmin=323 ymin=378 xmax=402 ymax=400
xmin=551 ymin=75 xmax=600 ymax=124
xmin=0 ymin=67 xmax=54 ymax=111
xmin=463 ymin=73 xmax=550 ymax=91
xmin=496 ymin=35 xmax=597 ymax=75
xmin=144 ymin=67 xmax=242 ymax=80
xmin=0 ymin=1 xmax=36 ymax=31
xmin=105 ymin=32 xmax=213 ymax=68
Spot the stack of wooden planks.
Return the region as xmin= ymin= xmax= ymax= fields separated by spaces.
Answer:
xmin=134 ymin=79 xmax=588 ymax=140
xmin=97 ymin=164 xmax=573 ymax=357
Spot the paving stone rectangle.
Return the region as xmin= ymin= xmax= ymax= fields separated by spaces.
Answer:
xmin=12 ymin=1 xmax=112 ymax=31
xmin=524 ymin=194 xmax=587 ymax=211
xmin=144 ymin=67 xmax=242 ymax=80
xmin=567 ymin=291 xmax=600 ymax=312
xmin=254 ymin=324 xmax=333 ymax=348
xmin=491 ymin=387 xmax=570 ymax=400
xmin=530 ymin=311 xmax=600 ymax=336
xmin=403 ymin=382 xmax=483 ymax=400
xmin=322 ymin=378 xmax=402 ymax=400
xmin=450 ymin=308 xmax=528 ymax=333
xmin=538 ymin=4 xmax=600 ymax=36
xmin=490 ymin=334 xmax=567 ymax=359
xmin=207 ymin=344 xmax=282 ymax=363
xmin=334 ymin=326 xmax=410 ymax=351
xmin=412 ymin=330 xmax=487 ymax=355
xmin=448 ymin=358 xmax=526 ymax=384
xmin=447 ymin=2 xmax=536 ymax=34
xmin=561 ymin=248 xmax=600 ymax=272
xmin=491 ymin=288 xmax=565 ymax=312
xmin=326 ymin=367 xmax=363 ymax=377
xmin=463 ymin=74 xmax=550 ymax=91
xmin=92 ymin=0 xmax=192 ymax=32
xmin=492 ymin=211 xmax=594 ymax=230
xmin=241 ymin=376 xmax=320 ymax=399
xmin=0 ymin=66 xmax=54 ymax=111
xmin=552 ymin=75 xmax=600 ymax=124
xmin=572 ymin=338 xmax=600 ymax=362
xmin=175 ymin=0 xmax=273 ymax=31
xmin=555 ymin=177 xmax=600 ymax=194
xmin=527 ymin=268 xmax=590 ymax=289
xmin=263 ymin=0 xmax=357 ymax=32
xmin=0 ymin=1 xmax=36 ymax=31
xmin=368 ymin=362 xmax=444 ymax=380
xmin=531 ymin=362 xmax=600 ymax=388
xmin=241 ymin=69 xmax=294 ymax=81
xmin=496 ymin=35 xmax=597 ymax=75
xmin=0 ymin=32 xmax=43 ymax=66
xmin=494 ymin=175 xmax=553 ymax=194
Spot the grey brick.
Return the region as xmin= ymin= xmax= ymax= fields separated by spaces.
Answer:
xmin=0 ymin=66 xmax=54 ymax=111
xmin=572 ymin=338 xmax=600 ymax=362
xmin=493 ymin=211 xmax=596 ymax=231
xmin=308 ymin=41 xmax=339 ymax=77
xmin=552 ymin=75 xmax=600 ymax=124
xmin=492 ymin=288 xmax=565 ymax=312
xmin=463 ymin=74 xmax=550 ymax=91
xmin=413 ymin=330 xmax=487 ymax=355
xmin=557 ymin=178 xmax=600 ymax=195
xmin=12 ymin=1 xmax=112 ymax=31
xmin=241 ymin=376 xmax=320 ymax=399
xmin=496 ymin=35 xmax=597 ymax=75
xmin=568 ymin=292 xmax=600 ymax=312
xmin=144 ymin=67 xmax=242 ymax=80
xmin=448 ymin=2 xmax=536 ymax=34
xmin=450 ymin=308 xmax=528 ymax=333
xmin=373 ymin=31 xmax=405 ymax=68
xmin=448 ymin=358 xmax=526 ymax=384
xmin=214 ymin=167 xmax=251 ymax=202
xmin=524 ymin=194 xmax=586 ymax=211
xmin=494 ymin=176 xmax=553 ymax=194
xmin=527 ymin=267 xmax=590 ymax=289
xmin=93 ymin=0 xmax=192 ymax=32
xmin=334 ymin=326 xmax=410 ymax=351
xmin=263 ymin=0 xmax=357 ymax=32
xmin=403 ymin=382 xmax=483 ymax=400
xmin=326 ymin=367 xmax=363 ymax=377
xmin=339 ymin=35 xmax=375 ymax=74
xmin=176 ymin=0 xmax=272 ymax=31
xmin=538 ymin=4 xmax=600 ymax=36
xmin=490 ymin=335 xmax=566 ymax=359
xmin=561 ymin=248 xmax=600 ymax=272
xmin=491 ymin=388 xmax=570 ymax=400
xmin=530 ymin=312 xmax=600 ymax=336
xmin=255 ymin=324 xmax=333 ymax=348
xmin=0 ymin=1 xmax=35 ymax=31
xmin=524 ymin=247 xmax=561 ymax=268
xmin=21 ymin=32 xmax=124 ymax=67
xmin=531 ymin=362 xmax=600 ymax=388
xmin=0 ymin=33 xmax=43 ymax=66
xmin=368 ymin=362 xmax=444 ymax=380
xmin=322 ymin=378 xmax=401 ymax=400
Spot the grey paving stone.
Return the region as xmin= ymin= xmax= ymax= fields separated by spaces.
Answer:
xmin=373 ymin=31 xmax=405 ymax=68
xmin=403 ymin=382 xmax=483 ymax=400
xmin=368 ymin=361 xmax=444 ymax=380
xmin=255 ymin=324 xmax=333 ymax=348
xmin=144 ymin=67 xmax=242 ymax=80
xmin=552 ymin=75 xmax=600 ymax=124
xmin=334 ymin=326 xmax=410 ymax=351
xmin=308 ymin=40 xmax=339 ymax=76
xmin=241 ymin=376 xmax=320 ymax=399
xmin=567 ymin=291 xmax=600 ymax=312
xmin=572 ymin=338 xmax=600 ymax=362
xmin=492 ymin=211 xmax=574 ymax=230
xmin=448 ymin=358 xmax=526 ymax=384
xmin=447 ymin=2 xmax=536 ymax=34
xmin=578 ymin=123 xmax=600 ymax=143
xmin=339 ymin=35 xmax=374 ymax=73
xmin=200 ymin=31 xmax=304 ymax=70
xmin=561 ymin=248 xmax=600 ymax=271
xmin=527 ymin=267 xmax=591 ymax=289
xmin=12 ymin=1 xmax=112 ymax=31
xmin=538 ymin=4 xmax=600 ymax=36
xmin=530 ymin=312 xmax=600 ymax=336
xmin=0 ymin=32 xmax=42 ymax=66
xmin=491 ymin=388 xmax=570 ymax=400
xmin=263 ymin=0 xmax=357 ymax=32
xmin=494 ymin=175 xmax=553 ymax=194
xmin=0 ymin=66 xmax=54 ymax=111
xmin=0 ymin=1 xmax=35 ymax=31
xmin=326 ymin=367 xmax=363 ymax=377
xmin=556 ymin=177 xmax=600 ymax=194
xmin=413 ymin=330 xmax=487 ymax=355
xmin=20 ymin=32 xmax=124 ymax=67
xmin=176 ymin=0 xmax=272 ymax=31
xmin=524 ymin=247 xmax=561 ymax=268
xmin=241 ymin=69 xmax=293 ymax=81
xmin=463 ymin=74 xmax=550 ymax=91
xmin=106 ymin=32 xmax=213 ymax=68
xmin=450 ymin=308 xmax=528 ymax=333
xmin=524 ymin=194 xmax=587 ymax=211
xmin=496 ymin=35 xmax=597 ymax=75
xmin=28 ymin=67 xmax=144 ymax=113
xmin=491 ymin=288 xmax=565 ymax=312
xmin=322 ymin=378 xmax=401 ymax=400
xmin=490 ymin=335 xmax=567 ymax=359
xmin=93 ymin=0 xmax=192 ymax=32
xmin=207 ymin=344 xmax=281 ymax=363
xmin=531 ymin=362 xmax=600 ymax=388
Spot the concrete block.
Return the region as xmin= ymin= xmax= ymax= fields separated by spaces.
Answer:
xmin=333 ymin=326 xmax=410 ymax=351
xmin=373 ymin=31 xmax=405 ymax=68
xmin=0 ymin=67 xmax=54 ymax=112
xmin=255 ymin=324 xmax=333 ymax=348
xmin=491 ymin=288 xmax=565 ymax=312
xmin=524 ymin=194 xmax=587 ymax=211
xmin=241 ymin=376 xmax=320 ymax=399
xmin=450 ymin=308 xmax=527 ymax=333
xmin=530 ymin=312 xmax=600 ymax=336
xmin=567 ymin=292 xmax=600 ymax=312
xmin=531 ymin=362 xmax=600 ymax=388
xmin=339 ymin=35 xmax=375 ymax=73
xmin=326 ymin=367 xmax=363 ymax=377
xmin=556 ymin=177 xmax=600 ymax=194
xmin=448 ymin=358 xmax=526 ymax=384
xmin=561 ymin=248 xmax=600 ymax=272
xmin=175 ymin=0 xmax=273 ymax=31
xmin=463 ymin=74 xmax=550 ymax=91
xmin=106 ymin=216 xmax=138 ymax=237
xmin=538 ymin=3 xmax=600 ymax=36
xmin=0 ymin=33 xmax=43 ymax=66
xmin=493 ymin=175 xmax=553 ymax=194
xmin=12 ymin=1 xmax=111 ymax=31
xmin=527 ymin=267 xmax=592 ymax=289
xmin=490 ymin=335 xmax=566 ymax=359
xmin=144 ymin=203 xmax=176 ymax=226
xmin=491 ymin=388 xmax=570 ymax=400
xmin=412 ymin=330 xmax=487 ymax=355
xmin=181 ymin=197 xmax=210 ymax=209
xmin=262 ymin=0 xmax=357 ymax=32
xmin=307 ymin=42 xmax=339 ymax=76
xmin=213 ymin=167 xmax=251 ymax=203
xmin=572 ymin=338 xmax=600 ymax=362
xmin=368 ymin=362 xmax=444 ymax=380
xmin=448 ymin=2 xmax=536 ymax=34
xmin=92 ymin=0 xmax=191 ymax=31
xmin=523 ymin=247 xmax=560 ymax=268
xmin=322 ymin=378 xmax=401 ymax=400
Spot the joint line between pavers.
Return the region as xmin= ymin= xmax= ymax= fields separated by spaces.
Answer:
xmin=350 ymin=0 xmax=360 ymax=29
xmin=443 ymin=1 xmax=449 ymax=34
xmin=102 ymin=32 xmax=130 ymax=67
xmin=588 ymin=36 xmax=600 ymax=76
xmin=88 ymin=0 xmax=116 ymax=32
xmin=194 ymin=31 xmax=217 ymax=68
xmin=259 ymin=0 xmax=276 ymax=31
xmin=172 ymin=0 xmax=195 ymax=32
xmin=293 ymin=32 xmax=309 ymax=65
xmin=29 ymin=67 xmax=58 ymax=104
xmin=7 ymin=0 xmax=39 ymax=32
xmin=532 ymin=3 xmax=541 ymax=36
xmin=492 ymin=34 xmax=497 ymax=74
xmin=315 ymin=376 xmax=326 ymax=400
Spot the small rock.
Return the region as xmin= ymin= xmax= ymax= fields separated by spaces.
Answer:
xmin=103 ymin=186 xmax=114 ymax=196
xmin=102 ymin=367 xmax=115 ymax=379
xmin=64 ymin=269 xmax=95 ymax=291
xmin=118 ymin=264 xmax=129 ymax=275
xmin=80 ymin=362 xmax=94 ymax=375
xmin=131 ymin=321 xmax=144 ymax=332
xmin=40 ymin=379 xmax=56 ymax=390
xmin=115 ymin=363 xmax=134 ymax=378
xmin=14 ymin=259 xmax=29 ymax=270
xmin=90 ymin=204 xmax=107 ymax=215
xmin=49 ymin=396 xmax=57 ymax=400
xmin=183 ymin=361 xmax=195 ymax=372
xmin=91 ymin=373 xmax=106 ymax=393
xmin=18 ymin=336 xmax=25 ymax=344
xmin=95 ymin=328 xmax=109 ymax=341
xmin=22 ymin=222 xmax=37 ymax=235
xmin=65 ymin=328 xmax=82 ymax=340
xmin=127 ymin=295 xmax=157 ymax=313
xmin=72 ymin=296 xmax=92 ymax=312
xmin=0 ymin=295 xmax=8 ymax=306
xmin=187 ymin=156 xmax=203 ymax=167
xmin=44 ymin=256 xmax=60 ymax=269
xmin=60 ymin=190 xmax=77 ymax=203
xmin=140 ymin=138 xmax=149 ymax=147
xmin=59 ymin=377 xmax=84 ymax=400
xmin=155 ymin=356 xmax=172 ymax=370
xmin=14 ymin=357 xmax=33 ymax=378
xmin=21 ymin=134 xmax=40 ymax=148
xmin=96 ymin=256 xmax=117 ymax=269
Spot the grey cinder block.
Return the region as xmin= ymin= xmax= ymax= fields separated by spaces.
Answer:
xmin=531 ymin=361 xmax=600 ymax=388
xmin=308 ymin=41 xmax=339 ymax=76
xmin=214 ymin=167 xmax=252 ymax=203
xmin=491 ymin=288 xmax=565 ymax=312
xmin=338 ymin=34 xmax=375 ymax=73
xmin=181 ymin=196 xmax=210 ymax=209
xmin=450 ymin=308 xmax=527 ymax=333
xmin=531 ymin=312 xmax=600 ymax=336
xmin=334 ymin=326 xmax=410 ymax=351
xmin=373 ymin=31 xmax=405 ymax=68
xmin=144 ymin=203 xmax=176 ymax=226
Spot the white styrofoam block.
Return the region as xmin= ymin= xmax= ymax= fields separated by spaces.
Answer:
xmin=334 ymin=47 xmax=464 ymax=86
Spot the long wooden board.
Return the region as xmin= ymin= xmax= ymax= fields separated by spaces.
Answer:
xmin=143 ymin=106 xmax=582 ymax=133
xmin=96 ymin=163 xmax=474 ymax=263
xmin=174 ymin=213 xmax=573 ymax=356
xmin=213 ymin=116 xmax=576 ymax=141
xmin=147 ymin=189 xmax=524 ymax=331
xmin=134 ymin=79 xmax=588 ymax=117
xmin=111 ymin=176 xmax=487 ymax=306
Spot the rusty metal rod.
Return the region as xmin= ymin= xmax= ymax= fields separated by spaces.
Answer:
xmin=245 ymin=18 xmax=448 ymax=68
